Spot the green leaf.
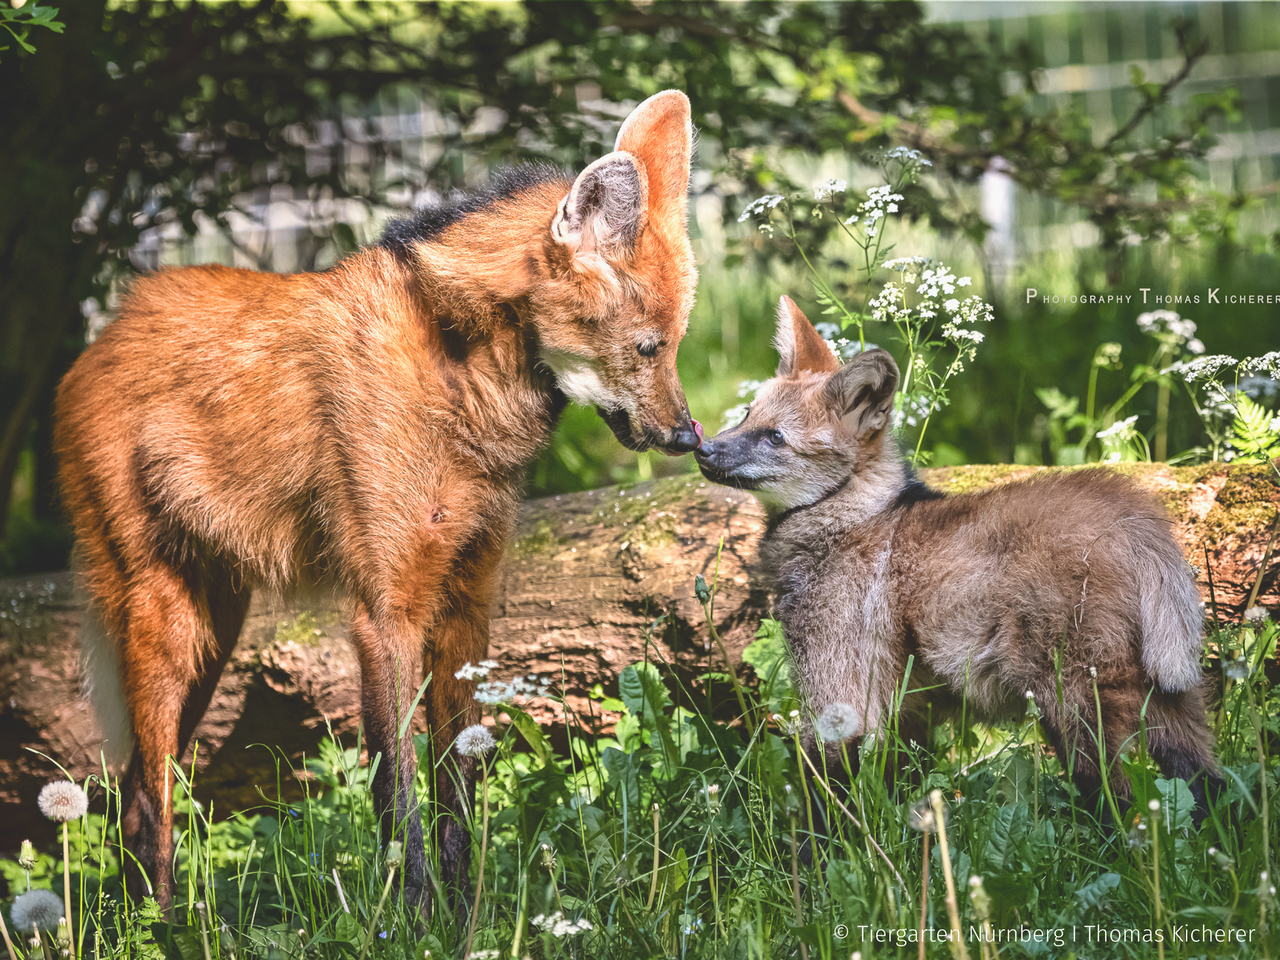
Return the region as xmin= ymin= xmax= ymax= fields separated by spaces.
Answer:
xmin=618 ymin=663 xmax=678 ymax=763
xmin=1074 ymin=872 xmax=1122 ymax=911
xmin=332 ymin=913 xmax=362 ymax=944
xmin=982 ymin=802 xmax=1027 ymax=872
xmin=149 ymin=924 xmax=204 ymax=960
xmin=504 ymin=703 xmax=551 ymax=764
xmin=601 ymin=746 xmax=640 ymax=805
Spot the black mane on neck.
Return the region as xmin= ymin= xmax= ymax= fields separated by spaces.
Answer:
xmin=377 ymin=163 xmax=569 ymax=250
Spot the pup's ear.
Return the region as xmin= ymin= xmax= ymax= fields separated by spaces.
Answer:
xmin=821 ymin=349 xmax=899 ymax=437
xmin=775 ymin=296 xmax=840 ymax=377
xmin=614 ymin=90 xmax=692 ymax=237
xmin=551 ymin=153 xmax=648 ymax=260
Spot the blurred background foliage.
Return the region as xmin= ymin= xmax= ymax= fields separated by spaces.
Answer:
xmin=1 ymin=0 xmax=1278 ymax=576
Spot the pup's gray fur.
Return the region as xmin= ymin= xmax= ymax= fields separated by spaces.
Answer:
xmin=696 ymin=296 xmax=1221 ymax=814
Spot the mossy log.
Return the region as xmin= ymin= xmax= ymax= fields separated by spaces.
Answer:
xmin=1 ymin=462 xmax=1276 ymax=849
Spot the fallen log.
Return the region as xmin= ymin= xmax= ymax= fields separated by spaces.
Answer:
xmin=1 ymin=462 xmax=1276 ymax=851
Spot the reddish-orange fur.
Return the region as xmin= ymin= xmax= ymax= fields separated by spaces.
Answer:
xmin=55 ymin=91 xmax=700 ymax=912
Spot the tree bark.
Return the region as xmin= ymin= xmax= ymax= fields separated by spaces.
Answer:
xmin=1 ymin=462 xmax=1276 ymax=851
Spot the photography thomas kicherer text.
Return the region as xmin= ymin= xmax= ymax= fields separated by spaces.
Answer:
xmin=854 ymin=923 xmax=1256 ymax=948
xmin=1026 ymin=287 xmax=1279 ymax=306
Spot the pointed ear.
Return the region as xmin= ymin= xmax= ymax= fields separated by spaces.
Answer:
xmin=551 ymin=153 xmax=648 ymax=260
xmin=821 ymin=349 xmax=899 ymax=437
xmin=775 ymin=296 xmax=840 ymax=377
xmin=614 ymin=90 xmax=691 ymax=235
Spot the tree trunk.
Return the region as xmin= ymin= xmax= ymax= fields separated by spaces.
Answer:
xmin=1 ymin=462 xmax=1276 ymax=852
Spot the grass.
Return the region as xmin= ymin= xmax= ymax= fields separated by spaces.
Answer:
xmin=2 ymin=594 xmax=1279 ymax=960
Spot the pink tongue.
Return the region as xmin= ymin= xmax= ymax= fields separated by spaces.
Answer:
xmin=692 ymin=418 xmax=704 ymax=447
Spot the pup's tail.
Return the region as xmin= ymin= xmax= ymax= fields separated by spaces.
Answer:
xmin=80 ymin=594 xmax=134 ymax=768
xmin=1137 ymin=542 xmax=1205 ymax=693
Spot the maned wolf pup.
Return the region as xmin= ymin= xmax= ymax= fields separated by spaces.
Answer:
xmin=695 ymin=296 xmax=1222 ymax=818
xmin=56 ymin=90 xmax=702 ymax=913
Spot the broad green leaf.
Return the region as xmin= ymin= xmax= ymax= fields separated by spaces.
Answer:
xmin=504 ymin=703 xmax=551 ymax=764
xmin=982 ymin=802 xmax=1027 ymax=872
xmin=1074 ymin=871 xmax=1122 ymax=911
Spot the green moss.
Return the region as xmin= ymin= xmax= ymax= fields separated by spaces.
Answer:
xmin=1203 ymin=463 xmax=1280 ymax=540
xmin=922 ymin=463 xmax=1039 ymax=494
xmin=272 ymin=610 xmax=334 ymax=647
xmin=514 ymin=518 xmax=563 ymax=558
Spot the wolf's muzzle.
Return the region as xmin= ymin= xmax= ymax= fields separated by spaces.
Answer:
xmin=693 ymin=437 xmax=758 ymax=488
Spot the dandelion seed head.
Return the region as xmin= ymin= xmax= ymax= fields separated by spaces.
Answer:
xmin=814 ymin=702 xmax=860 ymax=742
xmin=10 ymin=889 xmax=64 ymax=933
xmin=908 ymin=796 xmax=945 ymax=832
xmin=1148 ymin=799 xmax=1160 ymax=812
xmin=455 ymin=724 xmax=496 ymax=758
xmin=37 ymin=780 xmax=88 ymax=823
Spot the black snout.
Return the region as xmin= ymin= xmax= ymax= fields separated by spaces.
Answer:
xmin=695 ymin=436 xmax=755 ymax=488
xmin=664 ymin=419 xmax=703 ymax=454
xmin=693 ymin=437 xmax=720 ymax=466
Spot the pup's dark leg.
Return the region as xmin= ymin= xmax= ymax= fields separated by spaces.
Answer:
xmin=1145 ymin=687 xmax=1224 ymax=825
xmin=1037 ymin=692 xmax=1129 ymax=825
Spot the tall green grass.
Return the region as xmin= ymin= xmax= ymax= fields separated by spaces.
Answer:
xmin=3 ymin=584 xmax=1278 ymax=959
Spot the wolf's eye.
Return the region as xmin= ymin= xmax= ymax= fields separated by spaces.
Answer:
xmin=766 ymin=429 xmax=785 ymax=447
xmin=637 ymin=341 xmax=660 ymax=358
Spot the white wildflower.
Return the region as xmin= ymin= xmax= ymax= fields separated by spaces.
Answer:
xmin=1165 ymin=355 xmax=1239 ymax=383
xmin=454 ymin=660 xmax=499 ymax=681
xmin=813 ymin=178 xmax=847 ymax=200
xmin=38 ymin=781 xmax=88 ymax=823
xmin=720 ymin=403 xmax=749 ymax=430
xmin=455 ymin=724 xmax=496 ymax=758
xmin=814 ymin=702 xmax=860 ymax=742
xmin=10 ymin=889 xmax=63 ymax=932
xmin=532 ymin=911 xmax=594 ymax=938
xmin=885 ymin=146 xmax=932 ymax=166
xmin=1095 ymin=416 xmax=1139 ymax=440
xmin=473 ymin=674 xmax=550 ymax=704
xmin=1187 ymin=338 xmax=1206 ymax=355
xmin=737 ymin=194 xmax=785 ymax=223
xmin=1244 ymin=606 xmax=1269 ymax=624
xmin=1136 ymin=309 xmax=1182 ymax=334
xmin=1244 ymin=352 xmax=1280 ymax=380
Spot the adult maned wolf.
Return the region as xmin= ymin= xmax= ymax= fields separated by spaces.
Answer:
xmin=695 ymin=296 xmax=1223 ymax=819
xmin=55 ymin=90 xmax=702 ymax=911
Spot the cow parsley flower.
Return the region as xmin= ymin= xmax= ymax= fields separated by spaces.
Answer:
xmin=473 ymin=674 xmax=549 ymax=704
xmin=454 ymin=660 xmax=499 ymax=681
xmin=1165 ymin=355 xmax=1239 ymax=383
xmin=1095 ymin=416 xmax=1139 ymax=441
xmin=38 ymin=781 xmax=88 ymax=823
xmin=813 ymin=178 xmax=847 ymax=200
xmin=1244 ymin=352 xmax=1280 ymax=380
xmin=737 ymin=194 xmax=785 ymax=222
xmin=10 ymin=889 xmax=63 ymax=933
xmin=532 ymin=912 xmax=594 ymax=938
xmin=885 ymin=146 xmax=933 ymax=167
